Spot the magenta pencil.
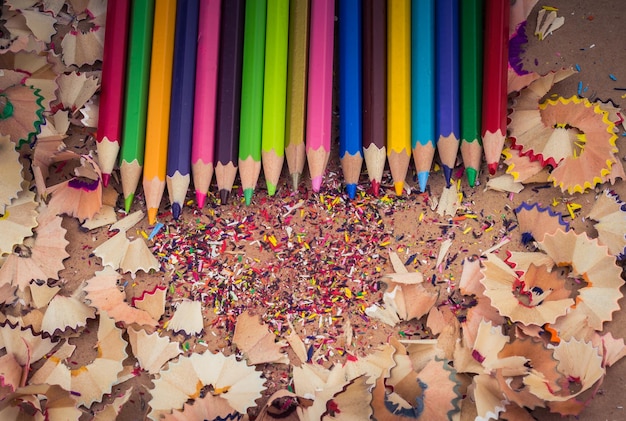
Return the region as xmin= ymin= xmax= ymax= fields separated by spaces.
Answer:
xmin=97 ymin=0 xmax=130 ymax=187
xmin=192 ymin=0 xmax=221 ymax=208
xmin=305 ymin=0 xmax=335 ymax=192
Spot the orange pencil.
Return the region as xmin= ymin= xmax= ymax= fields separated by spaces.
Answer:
xmin=142 ymin=0 xmax=177 ymax=224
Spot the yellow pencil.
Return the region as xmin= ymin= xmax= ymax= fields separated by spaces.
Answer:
xmin=143 ymin=0 xmax=177 ymax=224
xmin=387 ymin=0 xmax=411 ymax=196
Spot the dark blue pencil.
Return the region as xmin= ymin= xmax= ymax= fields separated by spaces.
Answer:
xmin=435 ymin=0 xmax=461 ymax=188
xmin=166 ymin=0 xmax=199 ymax=219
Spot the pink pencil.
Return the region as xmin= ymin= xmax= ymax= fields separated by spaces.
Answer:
xmin=96 ymin=0 xmax=130 ymax=187
xmin=192 ymin=0 xmax=222 ymax=208
xmin=306 ymin=0 xmax=335 ymax=192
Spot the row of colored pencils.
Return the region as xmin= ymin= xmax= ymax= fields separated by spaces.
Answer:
xmin=95 ymin=0 xmax=509 ymax=225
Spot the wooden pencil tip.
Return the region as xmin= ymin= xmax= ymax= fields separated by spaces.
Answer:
xmin=394 ymin=181 xmax=404 ymax=196
xmin=443 ymin=166 xmax=453 ymax=188
xmin=219 ymin=189 xmax=230 ymax=205
xmin=266 ymin=182 xmax=277 ymax=197
xmin=243 ymin=189 xmax=253 ymax=205
xmin=172 ymin=202 xmax=182 ymax=220
xmin=369 ymin=180 xmax=380 ymax=197
xmin=345 ymin=183 xmax=357 ymax=200
xmin=102 ymin=173 xmax=111 ymax=187
xmin=417 ymin=172 xmax=429 ymax=193
xmin=195 ymin=190 xmax=206 ymax=208
xmin=311 ymin=176 xmax=323 ymax=192
xmin=147 ymin=208 xmax=158 ymax=225
xmin=291 ymin=173 xmax=301 ymax=191
xmin=465 ymin=168 xmax=478 ymax=187
xmin=488 ymin=162 xmax=498 ymax=176
xmin=124 ymin=194 xmax=134 ymax=214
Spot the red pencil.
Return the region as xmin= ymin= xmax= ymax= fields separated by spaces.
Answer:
xmin=482 ymin=0 xmax=510 ymax=175
xmin=96 ymin=0 xmax=130 ymax=187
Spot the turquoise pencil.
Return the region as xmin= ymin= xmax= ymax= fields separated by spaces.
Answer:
xmin=411 ymin=0 xmax=436 ymax=192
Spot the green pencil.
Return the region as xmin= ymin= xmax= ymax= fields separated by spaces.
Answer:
xmin=261 ymin=0 xmax=289 ymax=196
xmin=460 ymin=0 xmax=484 ymax=187
xmin=120 ymin=0 xmax=155 ymax=212
xmin=238 ymin=0 xmax=267 ymax=205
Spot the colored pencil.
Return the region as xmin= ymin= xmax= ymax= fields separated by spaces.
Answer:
xmin=238 ymin=0 xmax=266 ymax=206
xmin=411 ymin=0 xmax=435 ymax=193
xmin=119 ymin=0 xmax=155 ymax=213
xmin=284 ymin=0 xmax=310 ymax=191
xmin=166 ymin=0 xmax=199 ymax=220
xmin=387 ymin=0 xmax=411 ymax=196
xmin=482 ymin=0 xmax=510 ymax=175
xmin=261 ymin=0 xmax=290 ymax=197
xmin=306 ymin=0 xmax=335 ymax=193
xmin=338 ymin=0 xmax=362 ymax=200
xmin=362 ymin=0 xmax=386 ymax=197
xmin=460 ymin=0 xmax=484 ymax=187
xmin=142 ymin=0 xmax=177 ymax=225
xmin=435 ymin=0 xmax=460 ymax=188
xmin=97 ymin=0 xmax=130 ymax=187
xmin=192 ymin=0 xmax=221 ymax=209
xmin=214 ymin=0 xmax=245 ymax=205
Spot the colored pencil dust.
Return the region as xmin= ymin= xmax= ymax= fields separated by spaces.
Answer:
xmin=120 ymin=0 xmax=155 ymax=213
xmin=387 ymin=0 xmax=412 ymax=196
xmin=192 ymin=0 xmax=221 ymax=208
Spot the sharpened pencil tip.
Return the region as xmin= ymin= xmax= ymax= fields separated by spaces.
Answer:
xmin=417 ymin=172 xmax=429 ymax=193
xmin=345 ymin=183 xmax=357 ymax=199
xmin=266 ymin=182 xmax=277 ymax=197
xmin=291 ymin=173 xmax=301 ymax=191
xmin=124 ymin=194 xmax=134 ymax=214
xmin=370 ymin=180 xmax=380 ymax=197
xmin=394 ymin=181 xmax=404 ymax=196
xmin=443 ymin=166 xmax=453 ymax=188
xmin=465 ymin=167 xmax=478 ymax=187
xmin=102 ymin=173 xmax=111 ymax=187
xmin=488 ymin=162 xmax=498 ymax=175
xmin=172 ymin=202 xmax=181 ymax=220
xmin=219 ymin=189 xmax=230 ymax=205
xmin=311 ymin=176 xmax=323 ymax=192
xmin=195 ymin=190 xmax=206 ymax=208
xmin=243 ymin=188 xmax=253 ymax=205
xmin=147 ymin=208 xmax=158 ymax=225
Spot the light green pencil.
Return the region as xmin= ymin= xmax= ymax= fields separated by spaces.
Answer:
xmin=261 ymin=0 xmax=289 ymax=196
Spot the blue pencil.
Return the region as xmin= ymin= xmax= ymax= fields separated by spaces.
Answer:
xmin=338 ymin=0 xmax=362 ymax=199
xmin=411 ymin=0 xmax=436 ymax=192
xmin=435 ymin=0 xmax=460 ymax=188
xmin=166 ymin=0 xmax=200 ymax=220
